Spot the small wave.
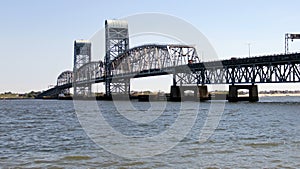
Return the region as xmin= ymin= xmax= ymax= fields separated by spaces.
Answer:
xmin=215 ymin=150 xmax=235 ymax=154
xmin=240 ymin=137 xmax=258 ymax=140
xmin=181 ymin=153 xmax=197 ymax=158
xmin=245 ymin=142 xmax=282 ymax=148
xmin=270 ymin=159 xmax=282 ymax=163
xmin=101 ymin=161 xmax=119 ymax=167
xmin=62 ymin=155 xmax=92 ymax=161
xmin=276 ymin=164 xmax=295 ymax=169
xmin=202 ymin=150 xmax=235 ymax=154
xmin=121 ymin=161 xmax=146 ymax=167
xmin=215 ymin=128 xmax=226 ymax=131
xmin=204 ymin=167 xmax=221 ymax=169
xmin=34 ymin=159 xmax=57 ymax=164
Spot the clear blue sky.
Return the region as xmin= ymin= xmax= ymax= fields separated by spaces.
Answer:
xmin=1 ymin=0 xmax=300 ymax=93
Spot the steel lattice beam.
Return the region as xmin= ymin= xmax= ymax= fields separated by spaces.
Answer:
xmin=105 ymin=20 xmax=129 ymax=96
xmin=73 ymin=40 xmax=91 ymax=96
xmin=57 ymin=70 xmax=73 ymax=94
xmin=41 ymin=43 xmax=300 ymax=98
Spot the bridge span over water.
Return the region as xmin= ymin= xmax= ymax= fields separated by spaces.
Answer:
xmin=37 ymin=20 xmax=300 ymax=102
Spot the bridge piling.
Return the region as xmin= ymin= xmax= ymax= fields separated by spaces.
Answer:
xmin=228 ymin=85 xmax=259 ymax=102
xmin=169 ymin=85 xmax=209 ymax=101
xmin=170 ymin=86 xmax=181 ymax=101
xmin=198 ymin=85 xmax=209 ymax=101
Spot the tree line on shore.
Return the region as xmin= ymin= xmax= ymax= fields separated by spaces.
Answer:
xmin=0 ymin=91 xmax=41 ymax=99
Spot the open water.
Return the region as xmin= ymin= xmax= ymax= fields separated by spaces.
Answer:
xmin=0 ymin=97 xmax=299 ymax=168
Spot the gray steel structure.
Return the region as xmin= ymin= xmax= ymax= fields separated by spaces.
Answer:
xmin=36 ymin=20 xmax=300 ymax=99
xmin=285 ymin=33 xmax=300 ymax=54
xmin=180 ymin=53 xmax=300 ymax=85
xmin=72 ymin=44 xmax=198 ymax=86
xmin=37 ymin=51 xmax=300 ymax=99
xmin=105 ymin=20 xmax=129 ymax=96
xmin=57 ymin=70 xmax=73 ymax=94
xmin=57 ymin=70 xmax=73 ymax=86
xmin=75 ymin=61 xmax=104 ymax=84
xmin=70 ymin=45 xmax=300 ymax=85
xmin=73 ymin=40 xmax=92 ymax=96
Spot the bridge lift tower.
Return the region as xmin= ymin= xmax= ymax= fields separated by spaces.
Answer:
xmin=285 ymin=33 xmax=300 ymax=54
xmin=105 ymin=20 xmax=130 ymax=97
xmin=73 ymin=40 xmax=92 ymax=96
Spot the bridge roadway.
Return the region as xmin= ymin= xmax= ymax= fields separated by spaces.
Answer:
xmin=37 ymin=51 xmax=300 ymax=100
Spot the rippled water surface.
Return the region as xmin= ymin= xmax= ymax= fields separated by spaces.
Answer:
xmin=0 ymin=97 xmax=300 ymax=168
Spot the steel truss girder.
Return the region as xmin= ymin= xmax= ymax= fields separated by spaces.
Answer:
xmin=108 ymin=78 xmax=130 ymax=94
xmin=111 ymin=44 xmax=200 ymax=76
xmin=225 ymin=63 xmax=300 ymax=83
xmin=73 ymin=61 xmax=104 ymax=96
xmin=175 ymin=62 xmax=300 ymax=85
xmin=73 ymin=85 xmax=91 ymax=96
xmin=57 ymin=70 xmax=73 ymax=94
xmin=57 ymin=71 xmax=73 ymax=86
xmin=174 ymin=72 xmax=199 ymax=86
xmin=50 ymin=52 xmax=300 ymax=98
xmin=75 ymin=61 xmax=104 ymax=82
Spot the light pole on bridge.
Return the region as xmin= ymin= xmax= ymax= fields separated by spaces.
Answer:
xmin=247 ymin=42 xmax=251 ymax=57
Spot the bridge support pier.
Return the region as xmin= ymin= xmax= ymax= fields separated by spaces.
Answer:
xmin=198 ymin=85 xmax=209 ymax=101
xmin=170 ymin=86 xmax=181 ymax=101
xmin=228 ymin=85 xmax=259 ymax=102
xmin=170 ymin=85 xmax=209 ymax=101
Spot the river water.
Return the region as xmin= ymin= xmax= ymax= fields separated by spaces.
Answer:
xmin=0 ymin=97 xmax=299 ymax=168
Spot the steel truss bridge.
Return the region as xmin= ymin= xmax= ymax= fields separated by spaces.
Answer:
xmin=37 ymin=20 xmax=300 ymax=101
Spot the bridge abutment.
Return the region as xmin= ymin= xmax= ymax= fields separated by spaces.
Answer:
xmin=228 ymin=85 xmax=259 ymax=102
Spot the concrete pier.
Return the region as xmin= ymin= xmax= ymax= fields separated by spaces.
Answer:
xmin=170 ymin=85 xmax=209 ymax=101
xmin=227 ymin=85 xmax=259 ymax=102
xmin=170 ymin=86 xmax=181 ymax=101
xmin=198 ymin=85 xmax=209 ymax=101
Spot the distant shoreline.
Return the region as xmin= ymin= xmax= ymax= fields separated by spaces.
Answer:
xmin=0 ymin=97 xmax=34 ymax=100
xmin=1 ymin=92 xmax=300 ymax=100
xmin=259 ymin=93 xmax=300 ymax=97
xmin=234 ymin=93 xmax=300 ymax=97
